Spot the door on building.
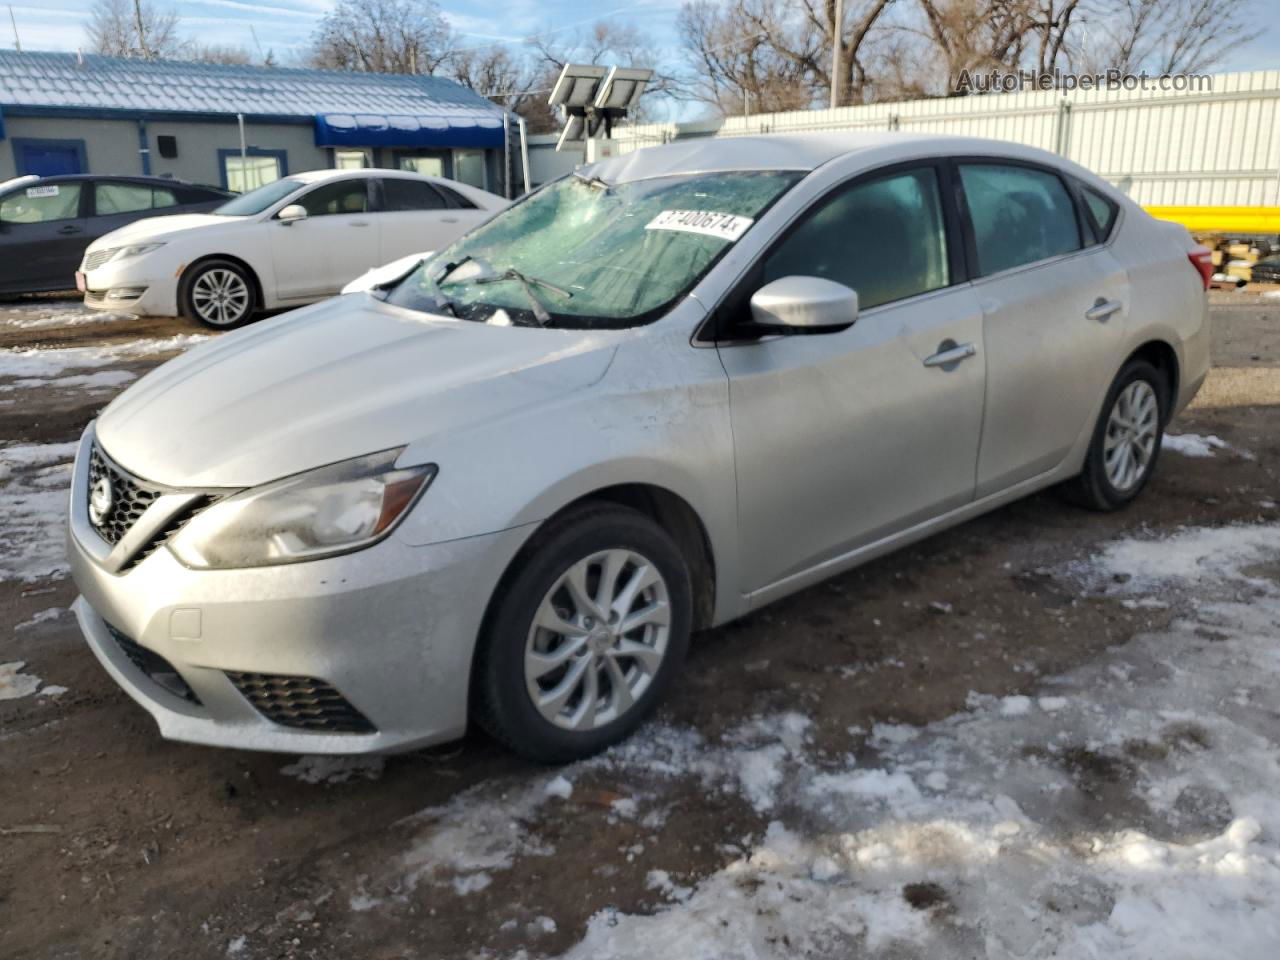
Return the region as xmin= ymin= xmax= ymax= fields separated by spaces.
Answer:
xmin=14 ymin=139 xmax=86 ymax=176
xmin=269 ymin=177 xmax=381 ymax=300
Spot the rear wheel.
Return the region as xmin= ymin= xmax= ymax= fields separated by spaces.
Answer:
xmin=180 ymin=259 xmax=255 ymax=329
xmin=473 ymin=504 xmax=692 ymax=763
xmin=1063 ymin=359 xmax=1167 ymax=510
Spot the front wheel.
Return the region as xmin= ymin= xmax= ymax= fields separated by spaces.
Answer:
xmin=1063 ymin=359 xmax=1167 ymax=510
xmin=179 ymin=259 xmax=256 ymax=329
xmin=473 ymin=504 xmax=693 ymax=763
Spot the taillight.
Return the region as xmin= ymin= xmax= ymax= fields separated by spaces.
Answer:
xmin=1188 ymin=246 xmax=1213 ymax=290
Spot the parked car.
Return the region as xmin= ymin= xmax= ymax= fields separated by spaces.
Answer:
xmin=76 ymin=169 xmax=508 ymax=327
xmin=0 ymin=174 xmax=230 ymax=296
xmin=67 ymin=133 xmax=1210 ymax=762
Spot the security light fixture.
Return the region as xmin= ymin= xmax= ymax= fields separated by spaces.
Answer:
xmin=550 ymin=63 xmax=654 ymax=153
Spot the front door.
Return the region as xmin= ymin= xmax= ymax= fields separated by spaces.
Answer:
xmin=717 ymin=165 xmax=987 ymax=594
xmin=269 ymin=178 xmax=380 ymax=300
xmin=955 ymin=162 xmax=1130 ymax=496
xmin=15 ymin=139 xmax=84 ymax=176
xmin=0 ymin=181 xmax=88 ymax=290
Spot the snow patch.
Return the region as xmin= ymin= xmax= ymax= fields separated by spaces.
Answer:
xmin=1162 ymin=433 xmax=1228 ymax=458
xmin=14 ymin=607 xmax=64 ymax=630
xmin=279 ymin=755 xmax=384 ymax=785
xmin=0 ymin=441 xmax=78 ymax=582
xmin=0 ymin=661 xmax=41 ymax=700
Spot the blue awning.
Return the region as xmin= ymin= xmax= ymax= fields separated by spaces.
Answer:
xmin=315 ymin=112 xmax=505 ymax=149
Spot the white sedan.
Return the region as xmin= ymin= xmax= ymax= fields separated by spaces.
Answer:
xmin=77 ymin=169 xmax=508 ymax=327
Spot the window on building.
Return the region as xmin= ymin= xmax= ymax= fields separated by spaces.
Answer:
xmin=397 ymin=153 xmax=446 ymax=177
xmin=0 ymin=183 xmax=82 ymax=223
xmin=295 ymin=179 xmax=369 ymax=217
xmin=763 ymin=167 xmax=950 ymax=310
xmin=959 ymin=164 xmax=1081 ymax=276
xmin=335 ymin=150 xmax=370 ymax=170
xmin=222 ymin=153 xmax=284 ymax=193
xmin=381 ymin=178 xmax=446 ymax=211
xmin=453 ymin=149 xmax=487 ymax=190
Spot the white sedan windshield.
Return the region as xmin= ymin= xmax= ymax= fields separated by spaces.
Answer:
xmin=384 ymin=170 xmax=802 ymax=329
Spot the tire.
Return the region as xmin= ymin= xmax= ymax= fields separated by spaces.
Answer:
xmin=1062 ymin=359 xmax=1167 ymax=511
xmin=473 ymin=503 xmax=693 ymax=764
xmin=179 ymin=259 xmax=256 ymax=329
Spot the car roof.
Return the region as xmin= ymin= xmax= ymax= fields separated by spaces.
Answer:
xmin=29 ymin=173 xmax=216 ymax=187
xmin=584 ymin=132 xmax=1102 ymax=187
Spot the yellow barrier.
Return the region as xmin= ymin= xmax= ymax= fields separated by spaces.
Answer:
xmin=1143 ymin=206 xmax=1280 ymax=235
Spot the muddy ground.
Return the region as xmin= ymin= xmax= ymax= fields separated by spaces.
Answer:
xmin=0 ymin=292 xmax=1276 ymax=959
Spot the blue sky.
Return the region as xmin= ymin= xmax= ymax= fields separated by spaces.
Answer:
xmin=3 ymin=0 xmax=1277 ymax=115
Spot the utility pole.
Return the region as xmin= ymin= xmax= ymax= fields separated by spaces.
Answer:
xmin=829 ymin=0 xmax=844 ymax=109
xmin=133 ymin=0 xmax=153 ymax=59
xmin=8 ymin=5 xmax=21 ymax=53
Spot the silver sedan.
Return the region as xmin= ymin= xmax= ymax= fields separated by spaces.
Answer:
xmin=67 ymin=132 xmax=1210 ymax=762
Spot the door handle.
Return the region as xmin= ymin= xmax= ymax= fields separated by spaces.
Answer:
xmin=57 ymin=225 xmax=81 ymax=235
xmin=348 ymin=220 xmax=370 ymax=227
xmin=923 ymin=341 xmax=978 ymax=369
xmin=1085 ymin=299 xmax=1122 ymax=322
xmin=441 ymin=216 xmax=459 ymax=223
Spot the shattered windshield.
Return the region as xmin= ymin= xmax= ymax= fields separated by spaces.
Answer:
xmin=382 ymin=170 xmax=803 ymax=329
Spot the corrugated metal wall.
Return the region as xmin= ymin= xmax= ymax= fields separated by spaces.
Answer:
xmin=613 ymin=70 xmax=1280 ymax=207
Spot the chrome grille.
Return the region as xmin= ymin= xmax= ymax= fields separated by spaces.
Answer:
xmin=88 ymin=445 xmax=161 ymax=546
xmin=83 ymin=249 xmax=113 ymax=271
xmin=226 ymin=672 xmax=376 ymax=734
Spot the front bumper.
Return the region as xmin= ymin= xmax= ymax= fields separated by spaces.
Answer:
xmin=68 ymin=428 xmax=533 ymax=754
xmin=81 ymin=258 xmax=178 ymax=317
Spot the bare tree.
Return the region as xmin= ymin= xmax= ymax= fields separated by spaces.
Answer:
xmin=678 ymin=0 xmax=814 ymax=114
xmin=1084 ymin=0 xmax=1257 ymax=74
xmin=309 ymin=0 xmax=453 ymax=74
xmin=188 ymin=43 xmax=255 ymax=66
xmin=448 ymin=46 xmax=550 ymax=128
xmin=87 ymin=0 xmax=182 ymax=60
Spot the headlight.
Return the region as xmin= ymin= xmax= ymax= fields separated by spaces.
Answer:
xmin=168 ymin=449 xmax=436 ymax=569
xmin=108 ymin=243 xmax=166 ymax=262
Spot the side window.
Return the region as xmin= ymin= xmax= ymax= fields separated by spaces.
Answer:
xmin=434 ymin=184 xmax=477 ymax=209
xmin=95 ymin=182 xmax=154 ymax=215
xmin=152 ymin=187 xmax=178 ymax=209
xmin=762 ymin=167 xmax=950 ymax=310
xmin=0 ymin=183 xmax=82 ymax=223
xmin=296 ymin=180 xmax=369 ymax=217
xmin=1080 ymin=185 xmax=1119 ymax=242
xmin=959 ymin=164 xmax=1081 ymax=275
xmin=381 ymin=178 xmax=446 ymax=212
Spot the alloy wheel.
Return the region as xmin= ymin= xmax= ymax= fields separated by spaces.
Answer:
xmin=1103 ymin=379 xmax=1159 ymax=492
xmin=524 ymin=548 xmax=671 ymax=731
xmin=191 ymin=268 xmax=251 ymax=327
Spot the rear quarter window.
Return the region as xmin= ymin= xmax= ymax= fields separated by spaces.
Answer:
xmin=1081 ymin=185 xmax=1120 ymax=242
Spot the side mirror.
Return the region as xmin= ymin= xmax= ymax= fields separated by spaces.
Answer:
xmin=749 ymin=276 xmax=858 ymax=331
xmin=277 ymin=204 xmax=308 ymax=224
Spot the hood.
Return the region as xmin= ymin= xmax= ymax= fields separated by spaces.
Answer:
xmin=87 ymin=213 xmax=233 ymax=248
xmin=95 ymin=295 xmax=620 ymax=487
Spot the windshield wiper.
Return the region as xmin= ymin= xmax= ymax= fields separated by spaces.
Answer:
xmin=475 ymin=269 xmax=572 ymax=326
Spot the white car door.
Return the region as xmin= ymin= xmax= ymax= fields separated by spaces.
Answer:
xmin=375 ymin=177 xmax=489 ymax=265
xmin=717 ymin=164 xmax=987 ymax=594
xmin=269 ymin=178 xmax=381 ymax=301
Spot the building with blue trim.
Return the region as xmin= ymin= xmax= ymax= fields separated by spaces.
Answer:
xmin=0 ymin=50 xmax=515 ymax=195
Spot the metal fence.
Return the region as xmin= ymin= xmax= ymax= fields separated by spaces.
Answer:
xmin=608 ymin=69 xmax=1280 ymax=208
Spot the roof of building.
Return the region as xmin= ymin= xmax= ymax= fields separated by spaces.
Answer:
xmin=0 ymin=50 xmax=503 ymax=118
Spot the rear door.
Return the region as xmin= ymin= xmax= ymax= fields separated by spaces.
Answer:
xmin=956 ymin=161 xmax=1130 ymax=497
xmin=89 ymin=180 xmax=180 ymax=245
xmin=269 ymin=178 xmax=380 ymax=300
xmin=716 ymin=163 xmax=987 ymax=593
xmin=0 ymin=181 xmax=88 ymax=291
xmin=374 ymin=177 xmax=488 ymax=264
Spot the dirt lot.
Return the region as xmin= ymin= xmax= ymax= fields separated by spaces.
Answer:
xmin=1 ymin=292 xmax=1277 ymax=959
